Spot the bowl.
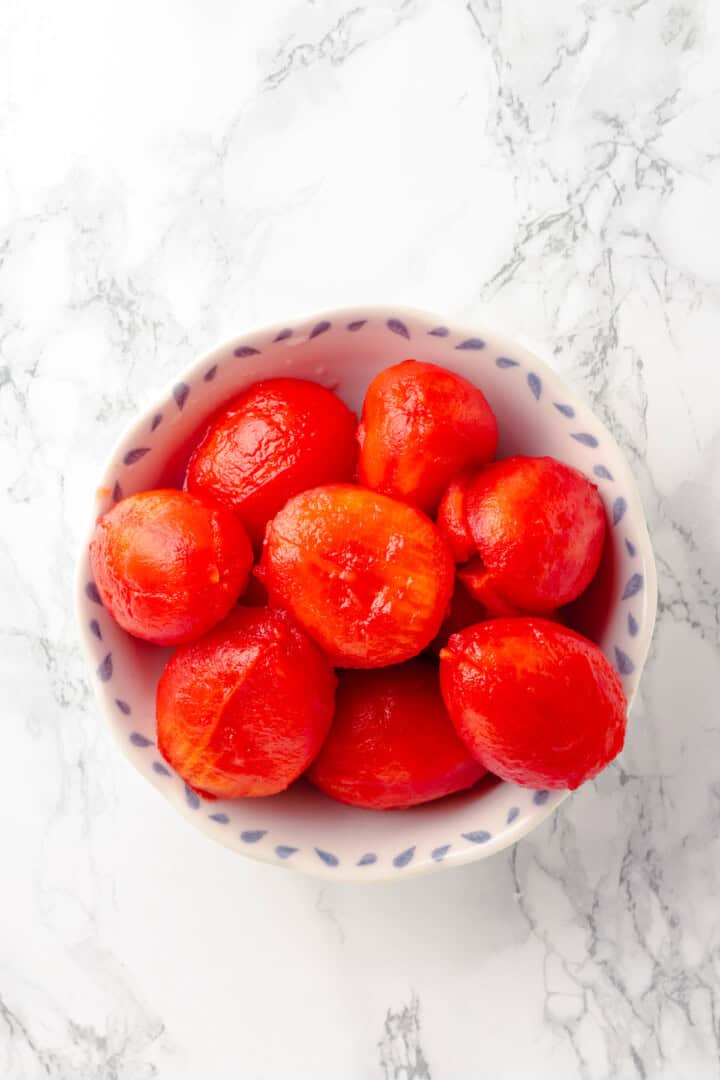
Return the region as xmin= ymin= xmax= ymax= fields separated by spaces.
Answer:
xmin=75 ymin=305 xmax=657 ymax=881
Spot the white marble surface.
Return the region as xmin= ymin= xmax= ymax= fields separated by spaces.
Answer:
xmin=2 ymin=0 xmax=720 ymax=1076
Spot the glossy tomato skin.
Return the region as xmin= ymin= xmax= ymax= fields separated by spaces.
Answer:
xmin=186 ymin=378 xmax=357 ymax=547
xmin=157 ymin=607 xmax=336 ymax=799
xmin=464 ymin=456 xmax=606 ymax=613
xmin=456 ymin=559 xmax=526 ymax=616
xmin=259 ymin=483 xmax=455 ymax=668
xmin=440 ymin=619 xmax=626 ymax=790
xmin=89 ymin=489 xmax=252 ymax=646
xmin=358 ymin=360 xmax=498 ymax=514
xmin=436 ymin=468 xmax=476 ymax=563
xmin=307 ymin=661 xmax=485 ymax=809
xmin=428 ymin=582 xmax=490 ymax=654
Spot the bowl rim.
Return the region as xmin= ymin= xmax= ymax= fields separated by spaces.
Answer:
xmin=74 ymin=303 xmax=658 ymax=881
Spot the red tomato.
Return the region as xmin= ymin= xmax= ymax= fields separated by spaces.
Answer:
xmin=464 ymin=456 xmax=606 ymax=613
xmin=156 ymin=607 xmax=336 ymax=798
xmin=307 ymin=661 xmax=485 ymax=809
xmin=436 ymin=468 xmax=476 ymax=563
xmin=186 ymin=378 xmax=357 ymax=546
xmin=259 ymin=483 xmax=454 ymax=668
xmin=440 ymin=619 xmax=626 ymax=790
xmin=358 ymin=360 xmax=497 ymax=513
xmin=89 ymin=489 xmax=252 ymax=646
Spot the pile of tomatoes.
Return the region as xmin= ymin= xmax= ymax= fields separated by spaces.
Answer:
xmin=90 ymin=360 xmax=626 ymax=809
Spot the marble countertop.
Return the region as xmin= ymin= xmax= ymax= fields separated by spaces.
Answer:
xmin=2 ymin=1 xmax=720 ymax=1077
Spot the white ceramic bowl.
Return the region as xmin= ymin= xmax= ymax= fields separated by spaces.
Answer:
xmin=75 ymin=306 xmax=657 ymax=880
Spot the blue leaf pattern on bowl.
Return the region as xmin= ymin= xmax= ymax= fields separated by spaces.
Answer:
xmin=241 ymin=830 xmax=267 ymax=843
xmin=315 ymin=848 xmax=339 ymax=867
xmin=615 ymin=647 xmax=635 ymax=675
xmin=97 ymin=653 xmax=112 ymax=681
xmin=123 ymin=447 xmax=150 ymax=465
xmin=130 ymin=732 xmax=152 ymax=747
xmin=184 ymin=785 xmax=200 ymax=810
xmin=622 ymin=573 xmax=643 ymax=600
xmin=571 ymin=432 xmax=599 ymax=448
xmin=86 ymin=582 xmax=102 ymax=604
xmin=462 ymin=830 xmax=491 ymax=844
xmin=393 ymin=846 xmax=415 ymax=868
xmin=527 ymin=373 xmax=542 ymax=400
xmin=387 ymin=318 xmax=410 ymax=339
xmin=173 ymin=382 xmax=190 ymax=410
xmin=612 ymin=497 xmax=627 ymax=526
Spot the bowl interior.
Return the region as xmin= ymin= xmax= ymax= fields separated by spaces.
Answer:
xmin=76 ymin=307 xmax=657 ymax=880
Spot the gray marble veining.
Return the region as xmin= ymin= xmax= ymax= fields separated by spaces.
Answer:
xmin=2 ymin=0 xmax=719 ymax=1076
